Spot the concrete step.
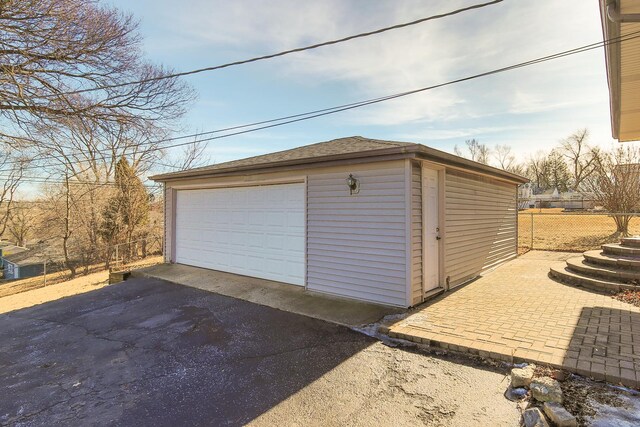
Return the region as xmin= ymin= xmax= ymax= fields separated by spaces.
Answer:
xmin=583 ymin=250 xmax=640 ymax=270
xmin=602 ymin=243 xmax=640 ymax=258
xmin=621 ymin=237 xmax=640 ymax=248
xmin=566 ymin=257 xmax=640 ymax=283
xmin=549 ymin=265 xmax=633 ymax=293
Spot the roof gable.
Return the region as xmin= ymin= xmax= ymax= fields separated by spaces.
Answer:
xmin=165 ymin=136 xmax=413 ymax=177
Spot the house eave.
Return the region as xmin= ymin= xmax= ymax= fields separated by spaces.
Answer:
xmin=601 ymin=0 xmax=622 ymax=140
xmin=151 ymin=145 xmax=528 ymax=185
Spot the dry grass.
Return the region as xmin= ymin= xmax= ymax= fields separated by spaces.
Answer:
xmin=518 ymin=209 xmax=640 ymax=252
xmin=0 ymin=256 xmax=163 ymax=308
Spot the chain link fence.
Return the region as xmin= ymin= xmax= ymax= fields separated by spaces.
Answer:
xmin=518 ymin=209 xmax=640 ymax=253
xmin=108 ymin=236 xmax=163 ymax=271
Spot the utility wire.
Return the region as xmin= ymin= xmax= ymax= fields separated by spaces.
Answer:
xmin=53 ymin=0 xmax=503 ymax=97
xmin=123 ymin=30 xmax=640 ymax=155
xmin=1 ymin=175 xmax=161 ymax=187
xmin=8 ymin=30 xmax=640 ymax=172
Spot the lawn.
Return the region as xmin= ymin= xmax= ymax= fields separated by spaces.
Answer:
xmin=0 ymin=256 xmax=163 ymax=313
xmin=518 ymin=209 xmax=640 ymax=252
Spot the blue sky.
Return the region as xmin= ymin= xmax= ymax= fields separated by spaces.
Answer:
xmin=107 ymin=0 xmax=621 ymax=169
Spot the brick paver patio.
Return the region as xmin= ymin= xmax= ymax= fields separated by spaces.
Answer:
xmin=385 ymin=251 xmax=640 ymax=388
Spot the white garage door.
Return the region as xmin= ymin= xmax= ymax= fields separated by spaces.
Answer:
xmin=175 ymin=183 xmax=305 ymax=286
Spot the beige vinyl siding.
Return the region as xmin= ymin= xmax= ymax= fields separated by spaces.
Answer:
xmin=444 ymin=169 xmax=517 ymax=287
xmin=164 ymin=186 xmax=174 ymax=263
xmin=307 ymin=163 xmax=408 ymax=307
xmin=410 ymin=162 xmax=423 ymax=306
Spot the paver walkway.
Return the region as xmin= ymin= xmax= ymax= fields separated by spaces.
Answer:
xmin=386 ymin=251 xmax=640 ymax=388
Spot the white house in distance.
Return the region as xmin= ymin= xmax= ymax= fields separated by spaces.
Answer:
xmin=151 ymin=136 xmax=528 ymax=308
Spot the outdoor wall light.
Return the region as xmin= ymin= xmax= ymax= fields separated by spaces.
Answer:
xmin=346 ymin=174 xmax=360 ymax=195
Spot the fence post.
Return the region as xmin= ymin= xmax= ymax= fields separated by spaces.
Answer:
xmin=530 ymin=212 xmax=534 ymax=250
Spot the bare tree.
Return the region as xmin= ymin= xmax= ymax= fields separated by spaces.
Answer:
xmin=546 ymin=150 xmax=572 ymax=192
xmin=454 ymin=139 xmax=491 ymax=164
xmin=100 ymin=157 xmax=149 ymax=264
xmin=6 ymin=202 xmax=36 ymax=247
xmin=493 ymin=144 xmax=525 ymax=174
xmin=526 ymin=151 xmax=549 ymax=193
xmin=525 ymin=150 xmax=571 ymax=193
xmin=583 ymin=145 xmax=640 ymax=235
xmin=559 ymin=128 xmax=598 ymax=191
xmin=160 ymin=137 xmax=211 ymax=171
xmin=494 ymin=145 xmax=515 ymax=169
xmin=0 ymin=0 xmax=194 ymax=148
xmin=0 ymin=152 xmax=27 ymax=236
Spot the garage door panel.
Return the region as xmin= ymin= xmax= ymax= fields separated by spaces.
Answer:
xmin=175 ymin=183 xmax=305 ymax=286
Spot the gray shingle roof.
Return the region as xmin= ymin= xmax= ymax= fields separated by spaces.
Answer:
xmin=151 ymin=135 xmax=528 ymax=184
xmin=178 ymin=136 xmax=411 ymax=174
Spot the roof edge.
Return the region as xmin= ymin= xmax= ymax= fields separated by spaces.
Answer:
xmin=414 ymin=144 xmax=529 ymax=184
xmin=151 ymin=143 xmax=528 ymax=185
xmin=150 ymin=145 xmax=417 ymax=181
xmin=600 ymin=0 xmax=621 ymax=140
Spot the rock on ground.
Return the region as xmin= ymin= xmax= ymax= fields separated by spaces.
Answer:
xmin=523 ymin=407 xmax=550 ymax=427
xmin=511 ymin=364 xmax=536 ymax=388
xmin=543 ymin=402 xmax=577 ymax=427
xmin=531 ymin=377 xmax=563 ymax=404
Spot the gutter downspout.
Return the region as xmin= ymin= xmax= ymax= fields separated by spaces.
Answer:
xmin=607 ymin=0 xmax=640 ymax=23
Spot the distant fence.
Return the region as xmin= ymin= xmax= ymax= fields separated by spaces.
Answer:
xmin=519 ymin=198 xmax=597 ymax=210
xmin=108 ymin=236 xmax=163 ymax=269
xmin=518 ymin=210 xmax=640 ymax=253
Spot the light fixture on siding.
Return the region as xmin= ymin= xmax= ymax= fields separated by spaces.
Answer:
xmin=346 ymin=174 xmax=360 ymax=195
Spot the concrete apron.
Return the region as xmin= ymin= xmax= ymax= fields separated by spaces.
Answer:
xmin=131 ymin=264 xmax=403 ymax=328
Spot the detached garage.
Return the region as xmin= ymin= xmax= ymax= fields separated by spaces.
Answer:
xmin=151 ymin=136 xmax=527 ymax=308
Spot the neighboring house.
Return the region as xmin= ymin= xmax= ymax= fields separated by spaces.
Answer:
xmin=151 ymin=136 xmax=528 ymax=308
xmin=600 ymin=0 xmax=640 ymax=141
xmin=3 ymin=250 xmax=46 ymax=280
xmin=0 ymin=244 xmax=28 ymax=265
xmin=525 ymin=188 xmax=596 ymax=210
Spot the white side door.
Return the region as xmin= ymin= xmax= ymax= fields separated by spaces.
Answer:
xmin=422 ymin=167 xmax=440 ymax=292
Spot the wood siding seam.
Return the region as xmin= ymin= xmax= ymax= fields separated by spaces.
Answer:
xmin=404 ymin=159 xmax=413 ymax=308
xmin=163 ymin=182 xmax=168 ymax=263
xmin=305 ymin=176 xmax=309 ymax=290
xmin=410 ymin=161 xmax=423 ymax=306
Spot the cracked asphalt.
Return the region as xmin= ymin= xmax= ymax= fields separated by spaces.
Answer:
xmin=0 ymin=277 xmax=520 ymax=426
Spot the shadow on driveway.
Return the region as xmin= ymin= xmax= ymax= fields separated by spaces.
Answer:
xmin=0 ymin=277 xmax=374 ymax=426
xmin=564 ymin=306 xmax=640 ymax=388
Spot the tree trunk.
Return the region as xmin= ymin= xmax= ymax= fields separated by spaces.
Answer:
xmin=105 ymin=244 xmax=112 ymax=270
xmin=613 ymin=214 xmax=631 ymax=236
xmin=63 ymin=175 xmax=76 ymax=278
xmin=142 ymin=238 xmax=147 ymax=258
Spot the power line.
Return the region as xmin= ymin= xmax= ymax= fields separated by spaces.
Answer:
xmin=51 ymin=0 xmax=503 ymax=97
xmin=3 ymin=176 xmax=161 ymax=188
xmin=119 ymin=30 xmax=640 ymax=155
xmin=7 ymin=30 xmax=640 ymax=172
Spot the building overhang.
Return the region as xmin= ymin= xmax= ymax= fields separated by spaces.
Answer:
xmin=600 ymin=0 xmax=640 ymax=142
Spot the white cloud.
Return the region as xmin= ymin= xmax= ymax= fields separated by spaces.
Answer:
xmin=115 ymin=0 xmax=620 ymax=158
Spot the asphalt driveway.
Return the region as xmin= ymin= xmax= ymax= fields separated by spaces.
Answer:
xmin=0 ymin=277 xmax=519 ymax=426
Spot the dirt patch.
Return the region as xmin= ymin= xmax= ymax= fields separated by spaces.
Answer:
xmin=561 ymin=378 xmax=626 ymax=426
xmin=613 ymin=289 xmax=640 ymax=307
xmin=0 ymin=256 xmax=162 ymax=313
xmin=534 ymin=365 xmax=569 ymax=382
